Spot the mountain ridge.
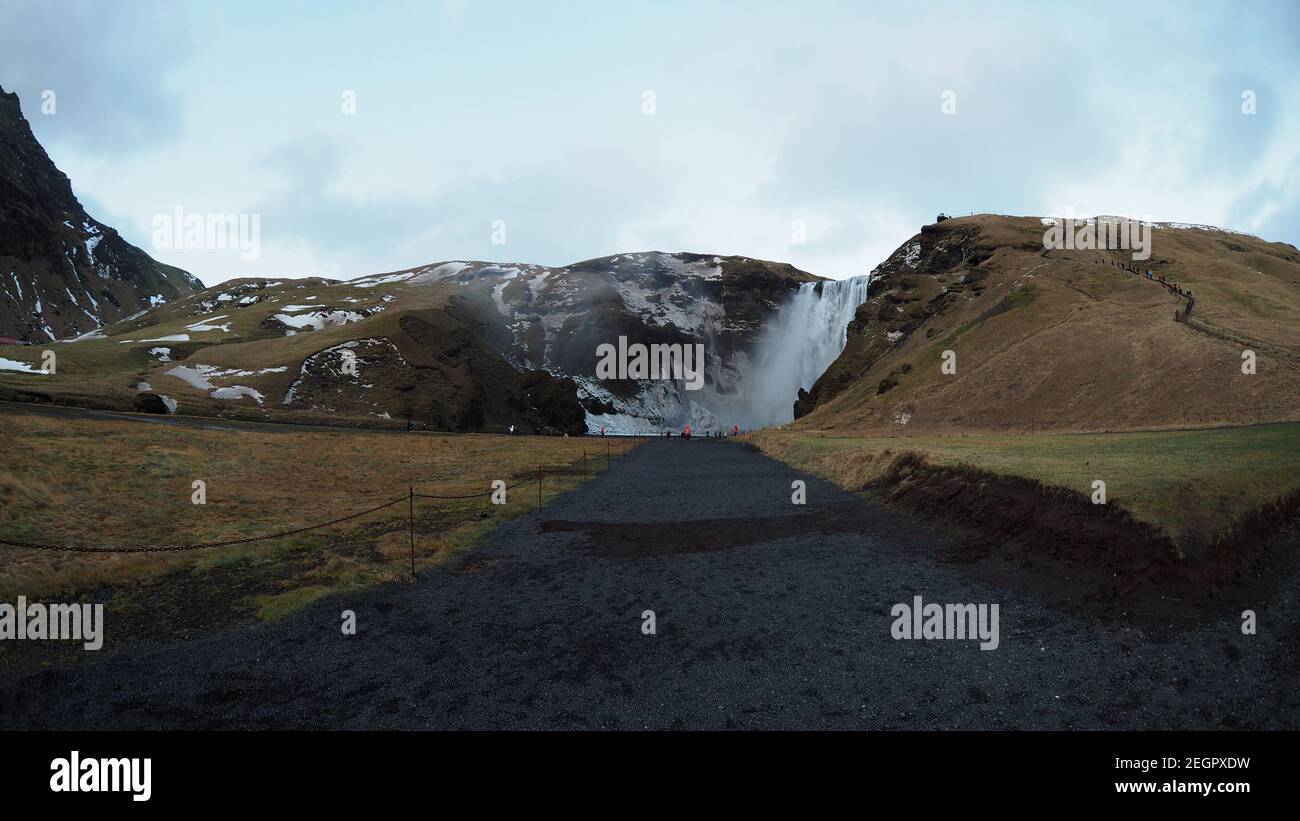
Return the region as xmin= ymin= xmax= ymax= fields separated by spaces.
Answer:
xmin=0 ymin=86 xmax=202 ymax=343
xmin=4 ymin=103 xmax=1297 ymax=442
xmin=0 ymin=250 xmax=824 ymax=433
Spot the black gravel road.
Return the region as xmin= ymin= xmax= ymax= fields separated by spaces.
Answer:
xmin=3 ymin=439 xmax=1297 ymax=729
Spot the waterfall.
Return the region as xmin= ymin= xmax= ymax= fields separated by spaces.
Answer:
xmin=746 ymin=275 xmax=873 ymax=425
xmin=582 ymin=273 xmax=872 ymax=433
xmin=690 ymin=274 xmax=873 ymax=429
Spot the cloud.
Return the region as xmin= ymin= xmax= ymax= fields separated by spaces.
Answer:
xmin=2 ymin=0 xmax=1296 ymax=285
xmin=236 ymin=132 xmax=681 ymax=281
xmin=0 ymin=0 xmax=191 ymax=154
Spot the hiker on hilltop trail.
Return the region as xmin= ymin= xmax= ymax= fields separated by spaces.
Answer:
xmin=600 ymin=425 xmax=605 ymax=437
xmin=733 ymin=424 xmax=739 ymax=436
xmin=683 ymin=424 xmax=692 ymax=441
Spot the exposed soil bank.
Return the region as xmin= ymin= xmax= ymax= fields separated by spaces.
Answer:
xmin=865 ymin=451 xmax=1300 ymax=617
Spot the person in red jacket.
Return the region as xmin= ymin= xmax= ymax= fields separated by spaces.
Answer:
xmin=683 ymin=424 xmax=692 ymax=441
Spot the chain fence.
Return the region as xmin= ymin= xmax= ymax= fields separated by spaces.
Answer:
xmin=0 ymin=440 xmax=644 ymax=564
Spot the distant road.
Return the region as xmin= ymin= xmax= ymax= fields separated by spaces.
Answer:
xmin=3 ymin=439 xmax=1297 ymax=729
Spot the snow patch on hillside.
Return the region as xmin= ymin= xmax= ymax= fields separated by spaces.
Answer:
xmin=186 ymin=315 xmax=231 ymax=333
xmin=274 ymin=310 xmax=367 ymax=330
xmin=210 ymin=385 xmax=264 ymax=403
xmin=410 ymin=261 xmax=473 ymax=283
xmin=0 ymin=356 xmax=45 ymax=374
xmin=165 ymin=363 xmax=276 ymax=404
xmin=352 ymin=272 xmax=413 ymax=288
xmin=165 ymin=364 xmax=216 ymax=389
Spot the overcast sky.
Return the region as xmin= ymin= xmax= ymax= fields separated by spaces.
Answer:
xmin=3 ymin=0 xmax=1297 ymax=286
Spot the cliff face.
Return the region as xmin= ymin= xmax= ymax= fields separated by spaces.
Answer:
xmin=793 ymin=218 xmax=992 ymax=418
xmin=0 ymin=86 xmax=202 ymax=342
xmin=391 ymin=252 xmax=825 ymax=431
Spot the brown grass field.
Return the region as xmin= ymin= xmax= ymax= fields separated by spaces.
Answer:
xmin=750 ymin=422 xmax=1300 ymax=544
xmin=0 ymin=410 xmax=633 ymax=659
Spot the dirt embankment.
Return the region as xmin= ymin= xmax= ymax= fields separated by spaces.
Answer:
xmin=867 ymin=452 xmax=1300 ymax=615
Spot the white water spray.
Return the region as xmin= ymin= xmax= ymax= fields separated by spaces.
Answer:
xmin=686 ymin=274 xmax=873 ymax=429
xmin=745 ymin=275 xmax=873 ymax=425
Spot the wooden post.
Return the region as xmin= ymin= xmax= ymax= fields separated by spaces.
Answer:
xmin=408 ymin=486 xmax=415 ymax=580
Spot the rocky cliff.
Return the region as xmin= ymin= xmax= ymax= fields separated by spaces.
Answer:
xmin=0 ymin=86 xmax=202 ymax=343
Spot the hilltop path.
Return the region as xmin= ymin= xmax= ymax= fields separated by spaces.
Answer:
xmin=3 ymin=439 xmax=1297 ymax=729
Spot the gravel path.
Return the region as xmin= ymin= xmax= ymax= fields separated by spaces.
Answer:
xmin=3 ymin=439 xmax=1297 ymax=729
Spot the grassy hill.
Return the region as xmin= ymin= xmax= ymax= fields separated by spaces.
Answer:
xmin=752 ymin=215 xmax=1300 ymax=602
xmin=0 ymin=271 xmax=587 ymax=433
xmin=793 ymin=214 xmax=1300 ymax=434
xmin=0 ymin=252 xmax=819 ymax=433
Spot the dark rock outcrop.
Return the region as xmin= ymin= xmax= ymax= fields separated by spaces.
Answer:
xmin=0 ymin=86 xmax=202 ymax=342
xmin=794 ymin=220 xmax=988 ymax=418
xmin=132 ymin=393 xmax=172 ymax=414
